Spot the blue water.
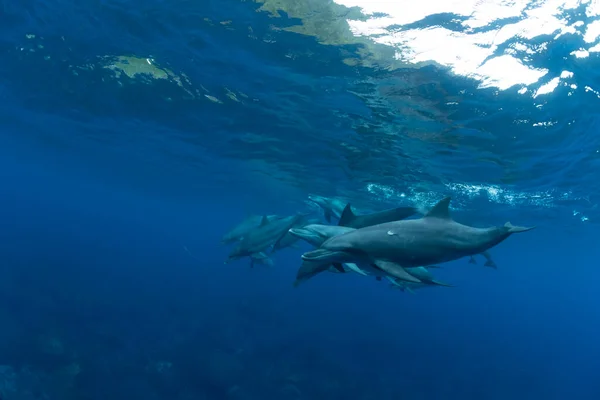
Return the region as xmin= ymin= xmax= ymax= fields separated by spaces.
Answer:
xmin=1 ymin=0 xmax=600 ymax=399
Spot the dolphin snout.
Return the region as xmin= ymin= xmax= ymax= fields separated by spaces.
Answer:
xmin=289 ymin=227 xmax=310 ymax=237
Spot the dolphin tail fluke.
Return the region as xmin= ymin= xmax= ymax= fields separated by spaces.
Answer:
xmin=504 ymin=222 xmax=535 ymax=233
xmin=373 ymin=260 xmax=422 ymax=283
xmin=338 ymin=203 xmax=356 ymax=227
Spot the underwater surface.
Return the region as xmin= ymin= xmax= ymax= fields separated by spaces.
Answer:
xmin=1 ymin=0 xmax=600 ymax=398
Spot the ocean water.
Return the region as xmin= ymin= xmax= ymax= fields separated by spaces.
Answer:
xmin=1 ymin=0 xmax=599 ymax=399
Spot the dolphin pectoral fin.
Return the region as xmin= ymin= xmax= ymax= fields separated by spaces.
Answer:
xmin=405 ymin=287 xmax=416 ymax=294
xmin=375 ymin=276 xmax=382 ymax=281
xmin=373 ymin=260 xmax=422 ymax=283
xmin=385 ymin=276 xmax=397 ymax=285
xmin=504 ymin=222 xmax=535 ymax=233
xmin=338 ymin=203 xmax=356 ymax=227
xmin=430 ymin=279 xmax=454 ymax=287
xmin=469 ymin=256 xmax=477 ymax=264
xmin=332 ymin=263 xmax=346 ymax=273
xmin=344 ymin=263 xmax=368 ymax=276
xmin=427 ymin=265 xmax=442 ymax=269
xmin=294 ymin=260 xmax=331 ymax=286
xmin=324 ymin=208 xmax=332 ymax=222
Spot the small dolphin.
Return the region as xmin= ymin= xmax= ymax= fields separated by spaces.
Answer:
xmin=307 ymin=195 xmax=347 ymax=222
xmin=301 ymin=196 xmax=535 ymax=283
xmin=222 ymin=214 xmax=280 ymax=244
xmin=338 ymin=203 xmax=419 ymax=229
xmin=226 ymin=214 xmax=304 ymax=262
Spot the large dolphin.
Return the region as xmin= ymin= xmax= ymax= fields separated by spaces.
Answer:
xmin=337 ymin=203 xmax=420 ymax=229
xmin=222 ymin=214 xmax=280 ymax=244
xmin=226 ymin=214 xmax=304 ymax=262
xmin=307 ymin=195 xmax=347 ymax=222
xmin=289 ymin=224 xmax=446 ymax=286
xmin=301 ymin=197 xmax=535 ymax=283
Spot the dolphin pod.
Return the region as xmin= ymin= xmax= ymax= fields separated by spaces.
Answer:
xmin=219 ymin=194 xmax=535 ymax=294
xmin=301 ymin=197 xmax=534 ymax=285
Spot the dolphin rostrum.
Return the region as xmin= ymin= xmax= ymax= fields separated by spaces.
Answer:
xmin=301 ymin=197 xmax=535 ymax=283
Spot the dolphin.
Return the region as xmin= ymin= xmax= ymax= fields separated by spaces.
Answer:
xmin=221 ymin=214 xmax=280 ymax=244
xmin=337 ymin=203 xmax=420 ymax=229
xmin=289 ymin=224 xmax=433 ymax=286
xmin=226 ymin=214 xmax=304 ymax=262
xmin=270 ymin=218 xmax=323 ymax=253
xmin=307 ymin=195 xmax=347 ymax=222
xmin=301 ymin=196 xmax=535 ymax=283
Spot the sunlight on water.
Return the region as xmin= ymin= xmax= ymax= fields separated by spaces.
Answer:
xmin=366 ymin=182 xmax=589 ymax=221
xmin=333 ymin=0 xmax=600 ymax=94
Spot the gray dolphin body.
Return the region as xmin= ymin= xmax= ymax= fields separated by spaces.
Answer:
xmin=338 ymin=203 xmax=419 ymax=229
xmin=226 ymin=214 xmax=304 ymax=262
xmin=222 ymin=214 xmax=280 ymax=244
xmin=302 ymin=197 xmax=535 ymax=283
xmin=307 ymin=195 xmax=347 ymax=222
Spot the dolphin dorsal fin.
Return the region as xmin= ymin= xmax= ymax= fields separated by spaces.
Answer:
xmin=259 ymin=215 xmax=269 ymax=227
xmin=424 ymin=197 xmax=452 ymax=220
xmin=338 ymin=204 xmax=355 ymax=227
